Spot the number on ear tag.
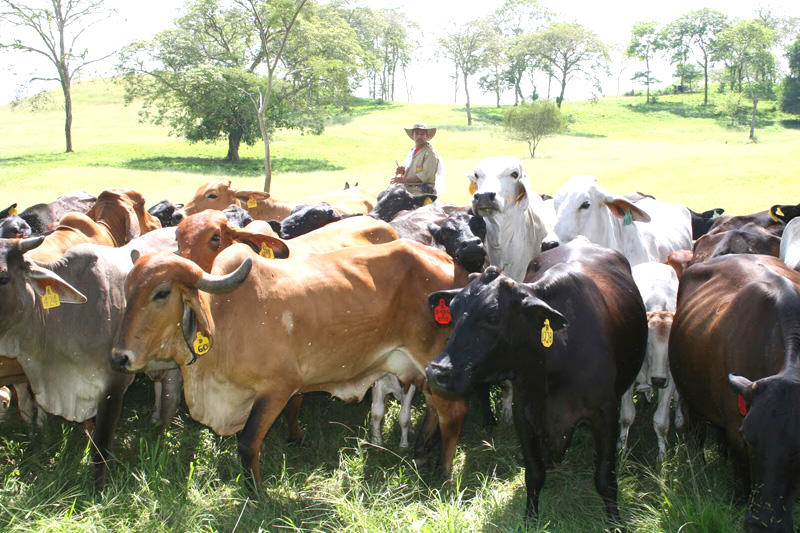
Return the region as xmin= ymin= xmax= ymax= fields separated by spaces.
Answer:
xmin=259 ymin=242 xmax=274 ymax=258
xmin=434 ymin=298 xmax=452 ymax=325
xmin=623 ymin=209 xmax=633 ymax=226
xmin=541 ymin=319 xmax=553 ymax=348
xmin=193 ymin=331 xmax=211 ymax=356
xmin=247 ymin=195 xmax=258 ymax=208
xmin=42 ymin=286 xmax=61 ymax=309
xmin=469 ymin=182 xmax=477 ymax=195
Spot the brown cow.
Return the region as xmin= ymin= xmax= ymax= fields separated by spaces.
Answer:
xmin=174 ymin=179 xmax=377 ymax=223
xmin=111 ymin=240 xmax=469 ymax=487
xmin=690 ymin=222 xmax=780 ymax=265
xmin=670 ymin=254 xmax=800 ymax=532
xmin=26 ymin=189 xmax=160 ymax=262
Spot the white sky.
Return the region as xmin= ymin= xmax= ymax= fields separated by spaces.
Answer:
xmin=1 ymin=0 xmax=798 ymax=105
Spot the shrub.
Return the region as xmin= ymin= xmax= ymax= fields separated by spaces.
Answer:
xmin=503 ymin=100 xmax=564 ymax=158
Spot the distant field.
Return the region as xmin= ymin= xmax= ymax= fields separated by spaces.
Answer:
xmin=1 ymin=78 xmax=799 ymax=214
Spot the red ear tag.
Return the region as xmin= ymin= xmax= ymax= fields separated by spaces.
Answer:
xmin=434 ymin=298 xmax=452 ymax=325
xmin=737 ymin=394 xmax=747 ymax=416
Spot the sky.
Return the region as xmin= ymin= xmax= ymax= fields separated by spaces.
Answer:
xmin=1 ymin=0 xmax=798 ymax=106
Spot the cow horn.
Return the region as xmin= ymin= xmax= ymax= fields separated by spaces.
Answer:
xmin=19 ymin=236 xmax=45 ymax=252
xmin=193 ymin=257 xmax=252 ymax=293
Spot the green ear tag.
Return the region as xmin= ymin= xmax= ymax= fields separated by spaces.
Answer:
xmin=623 ymin=209 xmax=633 ymax=226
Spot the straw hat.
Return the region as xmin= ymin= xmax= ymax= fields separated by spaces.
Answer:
xmin=404 ymin=122 xmax=437 ymax=140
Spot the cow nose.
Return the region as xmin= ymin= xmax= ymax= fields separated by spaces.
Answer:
xmin=473 ymin=192 xmax=496 ymax=205
xmin=110 ymin=348 xmax=132 ymax=371
xmin=426 ymin=360 xmax=452 ymax=389
xmin=171 ymin=211 xmax=185 ymax=225
xmin=459 ymin=236 xmax=482 ymax=251
xmin=651 ymin=377 xmax=667 ymax=389
xmin=541 ymin=240 xmax=559 ymax=252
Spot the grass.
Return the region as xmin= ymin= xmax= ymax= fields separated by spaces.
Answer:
xmin=1 ymin=78 xmax=800 ymax=531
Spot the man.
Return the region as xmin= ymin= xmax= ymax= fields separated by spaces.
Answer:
xmin=392 ymin=122 xmax=444 ymax=195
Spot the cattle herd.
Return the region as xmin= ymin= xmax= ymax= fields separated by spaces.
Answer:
xmin=1 ymin=158 xmax=799 ymax=531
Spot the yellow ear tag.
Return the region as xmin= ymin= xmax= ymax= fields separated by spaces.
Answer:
xmin=469 ymin=182 xmax=477 ymax=195
xmin=193 ymin=331 xmax=211 ymax=356
xmin=259 ymin=242 xmax=274 ymax=258
xmin=8 ymin=207 xmax=17 ymax=215
xmin=541 ymin=319 xmax=553 ymax=348
xmin=423 ymin=197 xmax=433 ymax=206
xmin=515 ymin=190 xmax=526 ymax=204
xmin=777 ymin=207 xmax=785 ymax=217
xmin=42 ymin=286 xmax=61 ymax=309
xmin=247 ymin=195 xmax=258 ymax=208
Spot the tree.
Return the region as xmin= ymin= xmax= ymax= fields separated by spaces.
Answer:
xmin=530 ymin=22 xmax=609 ymax=108
xmin=478 ymin=28 xmax=506 ymax=108
xmin=780 ymin=33 xmax=800 ymax=115
xmin=439 ymin=21 xmax=492 ymax=125
xmin=503 ymin=100 xmax=563 ymax=158
xmin=625 ymin=21 xmax=663 ymax=104
xmin=715 ymin=20 xmax=777 ymax=141
xmin=662 ymin=9 xmax=728 ymax=105
xmin=0 ymin=0 xmax=114 ymax=152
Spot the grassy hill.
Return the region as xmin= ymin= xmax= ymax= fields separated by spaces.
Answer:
xmin=2 ymin=78 xmax=799 ymax=213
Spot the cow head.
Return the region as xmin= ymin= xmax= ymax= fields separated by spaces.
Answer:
xmin=147 ymin=199 xmax=184 ymax=228
xmin=175 ymin=179 xmax=270 ymax=223
xmin=87 ymin=189 xmax=161 ymax=245
xmin=729 ymin=372 xmax=800 ymax=533
xmin=111 ymin=252 xmax=252 ymax=371
xmin=769 ymin=203 xmax=800 ymax=225
xmin=551 ymin=175 xmax=651 ymax=246
xmin=281 ymin=203 xmax=344 ymax=239
xmin=645 ymin=311 xmax=673 ymax=388
xmin=177 ymin=210 xmax=288 ymax=272
xmin=222 ymin=204 xmax=254 ymax=228
xmin=428 ymin=212 xmax=487 ymax=273
xmin=0 ymin=237 xmax=87 ymax=334
xmin=0 ymin=216 xmax=32 ymax=239
xmin=468 ymin=156 xmax=530 ymax=217
xmin=370 ymin=186 xmax=436 ymax=222
xmin=425 ymin=266 xmax=567 ymax=396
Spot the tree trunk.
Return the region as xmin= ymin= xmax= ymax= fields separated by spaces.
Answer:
xmin=645 ymin=57 xmax=651 ymax=104
xmin=463 ymin=71 xmax=472 ymax=126
xmin=547 ymin=74 xmax=552 ymax=100
xmin=703 ymin=52 xmax=709 ymax=105
xmin=557 ymin=75 xmax=567 ymax=109
xmin=226 ymin=132 xmax=241 ymax=162
xmin=747 ymin=75 xmax=757 ymax=142
xmin=62 ymin=76 xmax=73 ymax=153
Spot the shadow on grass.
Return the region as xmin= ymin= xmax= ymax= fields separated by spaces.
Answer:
xmin=625 ymin=101 xmax=719 ymax=119
xmin=327 ymin=97 xmax=400 ymax=126
xmin=562 ymin=130 xmax=607 ymax=138
xmin=115 ymin=156 xmax=343 ymax=176
xmin=780 ymin=119 xmax=800 ymax=129
xmin=0 ymin=152 xmax=72 ymax=166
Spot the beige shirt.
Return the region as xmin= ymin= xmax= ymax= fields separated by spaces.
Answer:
xmin=404 ymin=143 xmax=439 ymax=195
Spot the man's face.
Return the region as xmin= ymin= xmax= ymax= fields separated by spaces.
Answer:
xmin=412 ymin=129 xmax=428 ymax=146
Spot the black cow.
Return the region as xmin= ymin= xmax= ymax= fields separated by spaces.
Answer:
xmin=688 ymin=207 xmax=725 ymax=239
xmin=369 ymin=185 xmax=437 ymax=222
xmin=222 ymin=204 xmax=254 ymax=228
xmin=279 ymin=202 xmax=354 ymax=239
xmin=0 ymin=215 xmax=32 ymax=238
xmin=425 ymin=240 xmax=647 ymax=523
xmin=18 ymin=190 xmax=96 ymax=234
xmin=148 ymin=199 xmax=184 ymax=227
xmin=768 ymin=203 xmax=800 ymax=224
xmin=670 ymin=254 xmax=800 ymax=532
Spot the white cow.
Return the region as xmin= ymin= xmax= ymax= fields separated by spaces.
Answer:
xmin=780 ymin=217 xmax=800 ymax=271
xmin=468 ymin=155 xmax=552 ymax=282
xmin=549 ymin=176 xmax=692 ymax=266
xmin=618 ymin=262 xmax=683 ymax=459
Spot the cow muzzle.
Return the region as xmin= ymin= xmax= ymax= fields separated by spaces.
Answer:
xmin=541 ymin=240 xmax=559 ymax=252
xmin=110 ymin=348 xmax=136 ymax=372
xmin=171 ymin=210 xmax=186 ymax=225
xmin=472 ymin=192 xmax=498 ymax=215
xmin=426 ymin=359 xmax=453 ymax=391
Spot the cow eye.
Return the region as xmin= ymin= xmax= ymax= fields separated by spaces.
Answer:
xmin=580 ymin=201 xmax=590 ymax=209
xmin=510 ymin=171 xmax=519 ymax=179
xmin=210 ymin=233 xmax=221 ymax=244
xmin=153 ymin=289 xmax=170 ymax=301
xmin=207 ymin=193 xmax=218 ymax=199
xmin=474 ymin=172 xmax=479 ymax=179
xmin=0 ymin=276 xmax=10 ymax=286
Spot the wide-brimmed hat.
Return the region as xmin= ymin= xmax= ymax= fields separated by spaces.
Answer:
xmin=405 ymin=122 xmax=437 ymax=140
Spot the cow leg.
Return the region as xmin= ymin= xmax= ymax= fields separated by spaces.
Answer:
xmin=370 ymin=377 xmax=390 ymax=446
xmin=91 ymin=372 xmax=135 ymax=489
xmin=283 ymin=394 xmax=304 ymax=444
xmin=413 ymin=394 xmax=441 ymax=468
xmin=237 ymin=391 xmax=290 ymax=490
xmin=653 ymin=380 xmax=675 ymax=461
xmin=511 ymin=386 xmax=546 ymax=519
xmin=617 ymin=385 xmax=635 ymax=452
xmin=672 ymin=388 xmax=684 ymax=430
xmin=156 ymin=369 xmax=182 ymax=428
xmin=151 ymin=380 xmax=163 ymax=424
xmin=500 ymin=380 xmax=513 ymax=423
xmin=13 ymin=384 xmax=36 ymax=425
xmin=427 ymin=393 xmax=468 ymax=476
xmin=475 ymin=383 xmax=497 ymax=428
xmin=592 ymin=400 xmax=621 ymax=524
xmin=398 ymin=383 xmax=416 ymax=449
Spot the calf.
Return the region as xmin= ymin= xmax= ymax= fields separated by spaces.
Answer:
xmin=425 ymin=240 xmax=646 ymax=522
xmin=670 ymin=254 xmax=800 ymax=533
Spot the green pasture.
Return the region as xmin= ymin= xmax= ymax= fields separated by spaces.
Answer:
xmin=1 ymin=78 xmax=799 ymax=214
xmin=1 ymin=79 xmax=800 ymax=532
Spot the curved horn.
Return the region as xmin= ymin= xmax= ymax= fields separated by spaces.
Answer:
xmin=193 ymin=257 xmax=252 ymax=294
xmin=19 ymin=236 xmax=45 ymax=252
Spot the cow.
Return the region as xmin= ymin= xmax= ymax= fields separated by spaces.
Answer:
xmin=689 ymin=207 xmax=725 ymax=240
xmin=369 ymin=185 xmax=437 ymax=222
xmin=690 ymin=222 xmax=780 ymax=265
xmin=25 ymin=188 xmax=161 ymax=262
xmin=148 ymin=199 xmax=184 ymax=227
xmin=424 ymin=240 xmax=647 ymax=523
xmin=780 ymin=217 xmax=800 ymax=271
xmin=17 ymin=190 xmax=96 ymax=235
xmin=110 ymin=238 xmax=470 ymax=488
xmin=768 ymin=203 xmax=800 ymax=225
xmin=707 ymin=207 xmax=785 ymax=237
xmin=544 ymin=175 xmax=692 ymax=266
xmin=222 ymin=204 xmax=254 ymax=228
xmin=0 ymin=215 xmax=32 ymax=238
xmin=670 ymin=254 xmax=800 ymax=533
xmin=468 ymin=155 xmax=552 ymax=283
xmin=279 ymin=202 xmax=356 ymax=239
xmin=173 ymin=179 xmax=376 ymax=223
xmin=0 ymin=229 xmax=180 ymax=486
xmin=618 ymin=262 xmax=682 ymax=459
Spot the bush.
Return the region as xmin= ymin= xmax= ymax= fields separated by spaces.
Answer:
xmin=503 ymin=100 xmax=564 ymax=158
xmin=715 ymin=91 xmax=744 ymax=126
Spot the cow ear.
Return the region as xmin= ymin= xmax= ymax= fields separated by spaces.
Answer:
xmin=729 ymin=374 xmax=758 ymax=401
xmin=179 ymin=286 xmax=215 ymax=360
xmin=235 ymin=191 xmax=270 ymax=203
xmin=25 ymin=264 xmax=87 ymax=305
xmin=428 ymin=290 xmax=459 ymax=326
xmin=604 ymin=197 xmax=651 ymax=223
xmin=427 ymin=222 xmax=441 ymax=239
xmin=520 ymin=295 xmax=568 ymax=331
xmin=232 ymin=230 xmax=290 ymax=259
xmin=468 ymin=215 xmax=486 ymax=241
